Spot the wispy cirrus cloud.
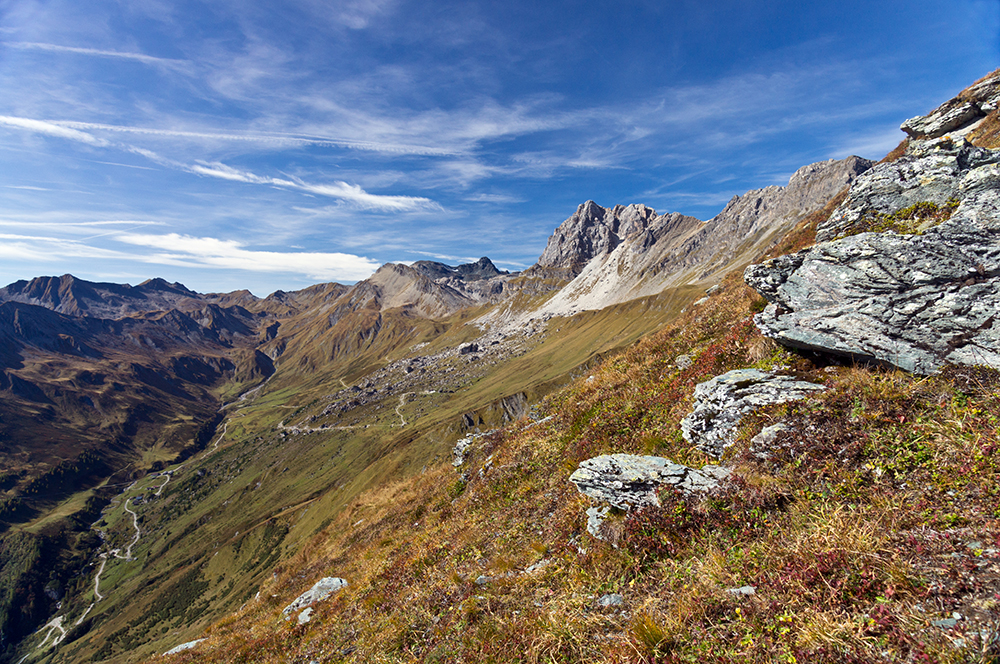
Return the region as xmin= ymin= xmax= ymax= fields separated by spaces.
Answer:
xmin=115 ymin=232 xmax=380 ymax=281
xmin=0 ymin=115 xmax=109 ymax=146
xmin=55 ymin=120 xmax=457 ymax=155
xmin=0 ymin=115 xmax=439 ymax=212
xmin=190 ymin=161 xmax=438 ymax=212
xmin=3 ymin=41 xmax=188 ymax=68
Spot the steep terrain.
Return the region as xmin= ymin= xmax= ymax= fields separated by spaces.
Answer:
xmin=116 ymin=69 xmax=996 ymax=664
xmin=4 ymin=69 xmax=1000 ymax=664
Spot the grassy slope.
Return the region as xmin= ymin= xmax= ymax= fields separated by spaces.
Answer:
xmin=15 ymin=278 xmax=705 ymax=664
xmin=147 ymin=217 xmax=1000 ymax=663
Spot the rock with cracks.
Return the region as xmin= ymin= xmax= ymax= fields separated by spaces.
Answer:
xmin=282 ymin=577 xmax=348 ymax=620
xmin=746 ymin=137 xmax=1000 ymax=375
xmin=569 ymin=454 xmax=729 ymax=511
xmin=680 ymin=369 xmax=825 ymax=458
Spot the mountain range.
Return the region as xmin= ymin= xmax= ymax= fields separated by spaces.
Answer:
xmin=3 ymin=69 xmax=1000 ymax=664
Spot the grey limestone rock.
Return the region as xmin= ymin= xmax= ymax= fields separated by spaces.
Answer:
xmin=747 ymin=137 xmax=1000 ymax=375
xmin=282 ymin=577 xmax=348 ymax=619
xmin=569 ymin=454 xmax=729 ymax=511
xmin=680 ymin=369 xmax=825 ymax=458
xmin=585 ymin=506 xmax=611 ymax=539
xmin=452 ymin=435 xmax=474 ymax=466
xmin=537 ymin=201 xmax=661 ymax=271
xmin=900 ymin=70 xmax=1000 ymax=141
xmin=749 ymin=422 xmax=793 ymax=459
xmin=817 ymin=136 xmax=1000 ymax=242
xmin=902 ymin=102 xmax=986 ymax=141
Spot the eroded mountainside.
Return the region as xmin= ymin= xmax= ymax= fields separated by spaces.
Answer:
xmin=5 ymin=69 xmax=1000 ymax=664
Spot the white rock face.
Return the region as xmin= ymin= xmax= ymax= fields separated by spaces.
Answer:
xmin=282 ymin=577 xmax=348 ymax=620
xmin=163 ymin=639 xmax=206 ymax=655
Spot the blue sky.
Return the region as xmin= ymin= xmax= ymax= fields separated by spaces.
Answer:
xmin=0 ymin=0 xmax=997 ymax=295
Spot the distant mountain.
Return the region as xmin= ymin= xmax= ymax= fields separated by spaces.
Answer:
xmin=0 ymin=114 xmax=924 ymax=662
xmin=0 ymin=274 xmax=199 ymax=318
xmin=411 ymin=256 xmax=508 ymax=282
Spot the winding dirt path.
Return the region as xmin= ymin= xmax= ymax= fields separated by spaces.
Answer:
xmin=26 ymin=376 xmax=278 ymax=659
xmin=122 ymin=499 xmax=141 ymax=560
xmin=395 ymin=392 xmax=415 ymax=426
xmin=35 ymin=617 xmax=65 ymax=650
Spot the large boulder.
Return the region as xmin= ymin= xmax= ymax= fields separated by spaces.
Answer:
xmin=680 ymin=369 xmax=826 ymax=458
xmin=746 ymin=137 xmax=1000 ymax=375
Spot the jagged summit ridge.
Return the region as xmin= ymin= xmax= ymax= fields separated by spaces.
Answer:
xmin=530 ymin=155 xmax=872 ymax=317
xmin=0 ymin=274 xmax=199 ymax=319
xmin=410 ymin=256 xmax=508 ymax=282
xmin=537 ymin=201 xmax=661 ymax=271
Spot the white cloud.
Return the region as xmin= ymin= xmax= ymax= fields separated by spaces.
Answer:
xmin=466 ymin=193 xmax=526 ymax=204
xmin=116 ymin=232 xmax=380 ymax=282
xmin=4 ymin=41 xmax=188 ymax=68
xmin=54 ymin=120 xmax=458 ymax=155
xmin=0 ymin=115 xmax=109 ymax=146
xmin=190 ymin=161 xmax=437 ymax=212
xmin=0 ymin=233 xmax=126 ymax=261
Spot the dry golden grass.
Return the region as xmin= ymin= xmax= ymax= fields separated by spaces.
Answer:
xmin=153 ymin=231 xmax=1000 ymax=664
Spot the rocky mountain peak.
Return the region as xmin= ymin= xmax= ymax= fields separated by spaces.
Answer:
xmin=352 ymin=263 xmax=474 ymax=318
xmin=536 ymin=200 xmax=659 ymax=271
xmin=410 ymin=256 xmax=508 ymax=283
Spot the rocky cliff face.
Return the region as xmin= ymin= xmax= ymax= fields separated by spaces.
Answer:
xmin=532 ymin=155 xmax=872 ymax=317
xmin=536 ymin=201 xmax=661 ymax=271
xmin=745 ymin=71 xmax=1000 ymax=374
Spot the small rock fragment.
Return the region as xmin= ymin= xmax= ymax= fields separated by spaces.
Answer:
xmin=598 ymin=593 xmax=624 ymax=607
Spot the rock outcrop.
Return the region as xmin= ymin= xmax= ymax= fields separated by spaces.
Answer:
xmin=680 ymin=369 xmax=826 ymax=458
xmin=282 ymin=577 xmax=348 ymax=620
xmin=901 ymin=70 xmax=1000 ymax=141
xmin=570 ymin=454 xmax=729 ymax=540
xmin=569 ymin=454 xmax=729 ymax=510
xmin=532 ymin=156 xmax=872 ymax=318
xmin=746 ymin=137 xmax=1000 ymax=374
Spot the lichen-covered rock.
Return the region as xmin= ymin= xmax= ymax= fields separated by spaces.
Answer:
xmin=900 ymin=70 xmax=1000 ymax=141
xmin=680 ymin=369 xmax=825 ymax=458
xmin=746 ymin=138 xmax=1000 ymax=375
xmin=749 ymin=422 xmax=793 ymax=459
xmin=817 ymin=137 xmax=999 ymax=242
xmin=282 ymin=577 xmax=348 ymax=619
xmin=569 ymin=454 xmax=728 ymax=511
